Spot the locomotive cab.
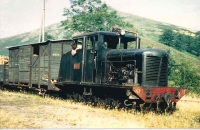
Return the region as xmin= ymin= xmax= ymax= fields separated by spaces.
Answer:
xmin=58 ymin=31 xmax=140 ymax=85
xmin=58 ymin=30 xmax=168 ymax=88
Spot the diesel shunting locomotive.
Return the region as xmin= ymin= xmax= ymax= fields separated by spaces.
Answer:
xmin=0 ymin=28 xmax=188 ymax=113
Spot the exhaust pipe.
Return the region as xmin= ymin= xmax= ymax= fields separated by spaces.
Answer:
xmin=136 ymin=36 xmax=140 ymax=49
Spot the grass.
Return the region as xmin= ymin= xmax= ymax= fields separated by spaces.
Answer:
xmin=0 ymin=90 xmax=200 ymax=128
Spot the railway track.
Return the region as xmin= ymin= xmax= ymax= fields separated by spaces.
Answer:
xmin=180 ymin=99 xmax=200 ymax=103
xmin=1 ymin=86 xmax=190 ymax=114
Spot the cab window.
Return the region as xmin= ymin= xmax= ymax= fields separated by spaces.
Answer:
xmin=86 ymin=36 xmax=98 ymax=50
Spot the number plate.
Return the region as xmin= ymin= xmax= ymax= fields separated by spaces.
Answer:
xmin=74 ymin=63 xmax=80 ymax=69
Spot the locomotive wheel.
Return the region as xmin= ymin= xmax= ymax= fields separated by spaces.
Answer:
xmin=167 ymin=102 xmax=174 ymax=114
xmin=55 ymin=86 xmax=179 ymax=114
xmin=162 ymin=93 xmax=173 ymax=114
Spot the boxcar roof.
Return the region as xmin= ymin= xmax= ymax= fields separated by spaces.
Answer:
xmin=72 ymin=31 xmax=136 ymax=39
xmin=6 ymin=39 xmax=72 ymax=49
xmin=6 ymin=31 xmax=136 ymax=50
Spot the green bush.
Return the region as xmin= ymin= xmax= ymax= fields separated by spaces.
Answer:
xmin=159 ymin=29 xmax=200 ymax=57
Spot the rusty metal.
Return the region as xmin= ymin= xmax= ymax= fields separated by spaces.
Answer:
xmin=132 ymin=86 xmax=188 ymax=103
xmin=74 ymin=63 xmax=80 ymax=69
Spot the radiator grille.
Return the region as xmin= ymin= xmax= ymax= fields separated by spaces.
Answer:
xmin=146 ymin=56 xmax=168 ymax=86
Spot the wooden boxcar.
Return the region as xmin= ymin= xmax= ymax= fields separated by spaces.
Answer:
xmin=0 ymin=64 xmax=9 ymax=86
xmin=7 ymin=39 xmax=72 ymax=90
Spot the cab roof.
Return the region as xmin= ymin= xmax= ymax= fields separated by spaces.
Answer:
xmin=6 ymin=39 xmax=71 ymax=50
xmin=72 ymin=31 xmax=136 ymax=39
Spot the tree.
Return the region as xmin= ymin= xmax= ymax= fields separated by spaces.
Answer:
xmin=45 ymin=32 xmax=55 ymax=41
xmin=159 ymin=29 xmax=200 ymax=57
xmin=174 ymin=33 xmax=183 ymax=51
xmin=159 ymin=29 xmax=174 ymax=46
xmin=196 ymin=31 xmax=200 ymax=37
xmin=61 ymin=0 xmax=133 ymax=33
xmin=39 ymin=32 xmax=55 ymax=42
xmin=195 ymin=32 xmax=200 ymax=56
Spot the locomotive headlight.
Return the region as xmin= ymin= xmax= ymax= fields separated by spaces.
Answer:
xmin=120 ymin=30 xmax=125 ymax=35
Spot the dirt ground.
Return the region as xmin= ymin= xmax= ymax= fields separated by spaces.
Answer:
xmin=0 ymin=90 xmax=200 ymax=128
xmin=0 ymin=90 xmax=142 ymax=128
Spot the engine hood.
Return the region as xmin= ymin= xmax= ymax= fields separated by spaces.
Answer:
xmin=105 ymin=48 xmax=168 ymax=58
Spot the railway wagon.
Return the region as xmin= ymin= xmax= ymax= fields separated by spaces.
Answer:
xmin=0 ymin=56 xmax=9 ymax=88
xmin=6 ymin=40 xmax=73 ymax=92
xmin=55 ymin=30 xmax=188 ymax=112
xmin=0 ymin=64 xmax=9 ymax=87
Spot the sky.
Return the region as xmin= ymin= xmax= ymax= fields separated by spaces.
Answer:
xmin=0 ymin=0 xmax=200 ymax=39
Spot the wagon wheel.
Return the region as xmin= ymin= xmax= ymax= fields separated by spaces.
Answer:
xmin=38 ymin=88 xmax=46 ymax=98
